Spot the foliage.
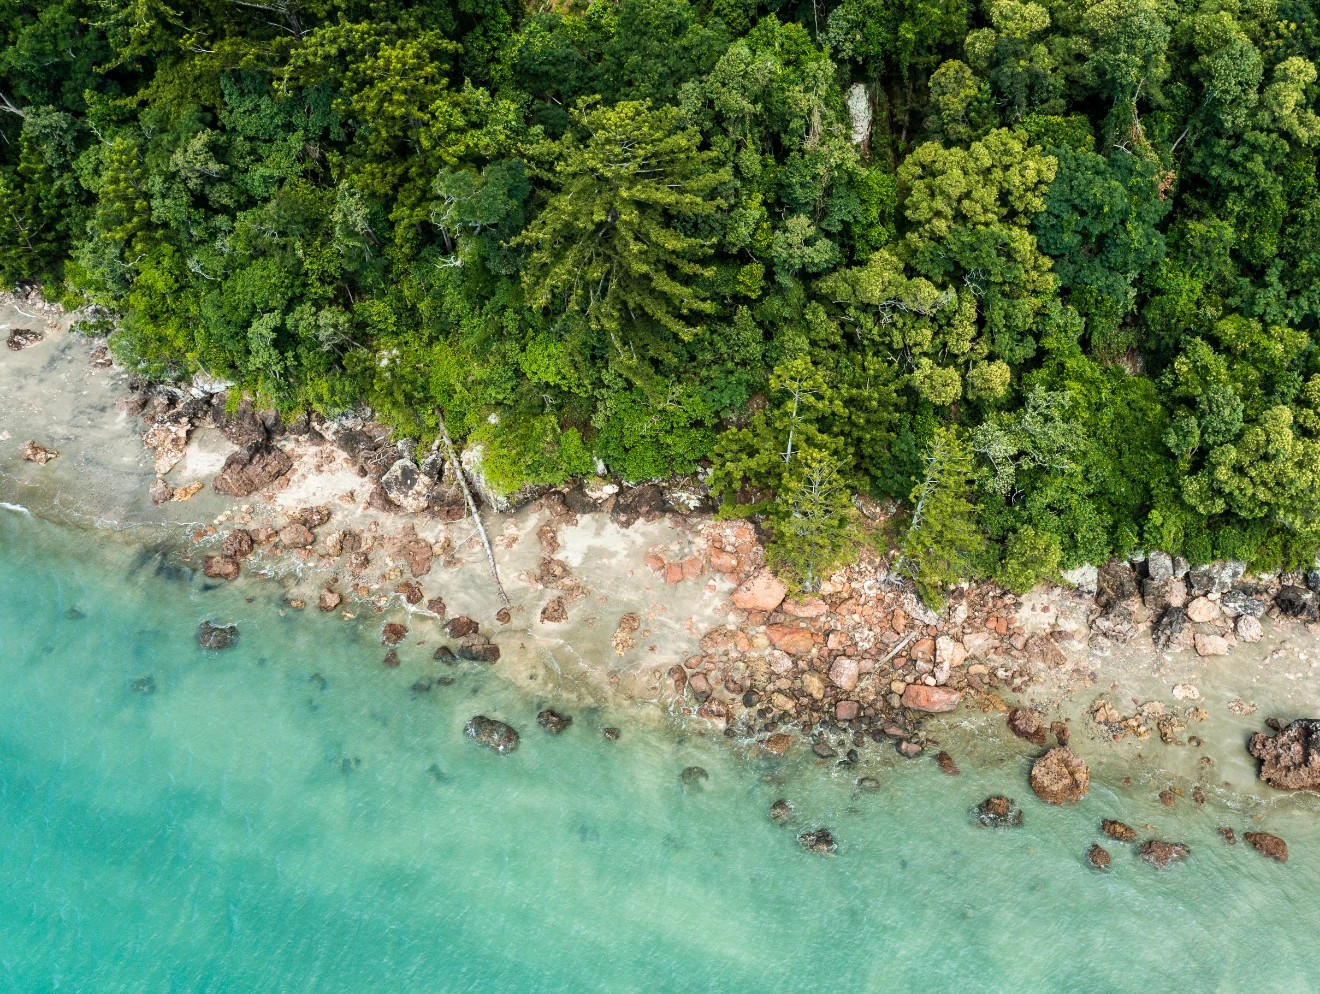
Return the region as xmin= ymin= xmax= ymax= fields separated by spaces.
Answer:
xmin=899 ymin=427 xmax=986 ymax=606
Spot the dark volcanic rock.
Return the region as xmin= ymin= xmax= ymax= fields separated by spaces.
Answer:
xmin=974 ymin=796 xmax=1024 ymax=828
xmin=610 ymin=483 xmax=667 ymax=528
xmin=211 ymin=394 xmax=267 ymax=446
xmin=1187 ymin=560 xmax=1245 ymax=595
xmin=1248 ymin=719 xmax=1320 ymax=790
xmin=197 ymin=621 xmax=238 ymax=650
xmin=433 ymin=646 xmax=456 ymax=663
xmin=1087 ymin=844 xmax=1111 ymax=870
xmin=769 ymin=799 xmax=796 ymax=825
xmin=1152 ymin=606 xmax=1189 ymax=651
xmin=465 ymin=715 xmax=519 ymax=754
xmin=1030 ymin=747 xmax=1090 ymax=804
xmin=1244 ymin=832 xmax=1288 ymax=863
xmin=537 ymin=708 xmax=573 ymax=734
xmin=1274 ymin=585 xmax=1315 ymax=619
xmin=797 ymin=828 xmax=837 ymax=855
xmin=1101 ymin=819 xmax=1138 ymax=843
xmin=1139 ymin=840 xmax=1190 ymax=868
xmin=212 ymin=441 xmax=292 ymax=497
xmin=1007 ymin=707 xmax=1048 ymax=745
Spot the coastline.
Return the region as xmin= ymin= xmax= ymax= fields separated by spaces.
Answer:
xmin=5 ymin=301 xmax=1320 ymax=835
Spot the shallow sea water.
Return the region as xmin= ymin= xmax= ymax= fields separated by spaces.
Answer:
xmin=2 ymin=508 xmax=1319 ymax=993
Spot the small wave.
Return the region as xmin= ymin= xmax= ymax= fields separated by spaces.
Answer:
xmin=0 ymin=501 xmax=32 ymax=516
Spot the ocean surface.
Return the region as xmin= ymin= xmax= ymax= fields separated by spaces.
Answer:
xmin=2 ymin=507 xmax=1319 ymax=993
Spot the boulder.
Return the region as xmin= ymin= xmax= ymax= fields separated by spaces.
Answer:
xmin=425 ymin=596 xmax=446 ymax=618
xmin=222 ymin=529 xmax=254 ymax=559
xmin=380 ymin=459 xmax=435 ymax=513
xmin=22 ymin=440 xmax=58 ymax=464
xmin=381 ymin=622 xmax=407 ymax=644
xmin=1152 ymin=606 xmax=1191 ymax=651
xmin=829 ymin=657 xmax=859 ymax=691
xmin=203 ymin=556 xmax=240 ymax=581
xmin=1275 ymin=585 xmax=1315 ymax=619
xmin=1194 ymin=633 xmax=1229 ymax=657
xmin=1030 ymin=747 xmax=1090 ymax=804
xmin=540 ymin=597 xmax=568 ymax=624
xmin=6 ymin=327 xmax=42 ymax=350
xmin=1236 ymin=615 xmax=1263 ymax=643
xmin=897 ymin=740 xmax=923 ymax=758
xmin=142 ymin=421 xmax=189 ymax=474
xmin=1221 ymin=589 xmax=1265 ymax=618
xmin=1187 ymin=560 xmax=1245 ymax=595
xmin=289 ymin=505 xmax=331 ymax=529
xmin=196 ymin=621 xmax=238 ymax=650
xmin=901 ymin=685 xmax=961 ymax=713
xmin=149 ymin=480 xmax=173 ymax=504
xmin=797 ymin=829 xmax=837 ymax=855
xmin=1101 ymin=819 xmax=1137 ymax=843
xmin=1243 ymin=832 xmax=1288 ymax=863
xmin=1142 ymin=578 xmax=1188 ymax=614
xmin=457 ymin=642 xmax=501 ymax=663
xmin=1007 ymin=707 xmax=1048 ymax=745
xmin=974 ymin=796 xmax=1023 ymax=828
xmin=1096 ymin=558 xmax=1138 ymax=607
xmin=1087 ymin=845 xmax=1111 ymax=870
xmin=445 ymin=617 xmax=479 ymax=638
xmin=935 ymin=636 xmax=967 ymax=669
xmin=318 ymin=589 xmax=342 ymax=611
xmin=1185 ymin=596 xmax=1221 ymax=623
xmin=1139 ymin=840 xmax=1190 ymax=868
xmin=278 ymin=523 xmax=313 ymax=548
xmin=212 ymin=441 xmax=292 ymax=497
xmin=1146 ymin=550 xmax=1174 ymax=583
xmin=731 ymin=571 xmax=788 ymax=613
xmin=767 ymin=624 xmax=815 ymax=656
xmin=464 ymin=715 xmax=519 ymax=754
xmin=1248 ymin=719 xmax=1320 ymax=790
xmin=782 ymin=597 xmax=828 ymax=618
xmin=763 ymin=733 xmax=795 ymax=757
xmin=770 ymin=799 xmax=796 ymax=825
xmin=537 ymin=709 xmax=573 ymax=734
xmin=1050 ymin=721 xmax=1070 ymax=747
xmin=211 ymin=394 xmax=267 ymax=446
xmin=936 ymin=751 xmax=961 ymax=775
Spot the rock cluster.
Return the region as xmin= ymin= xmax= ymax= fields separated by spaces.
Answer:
xmin=1247 ymin=719 xmax=1320 ymax=791
xmin=1139 ymin=840 xmax=1191 ymax=868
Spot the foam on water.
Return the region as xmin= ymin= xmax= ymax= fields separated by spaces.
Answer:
xmin=2 ymin=512 xmax=1318 ymax=993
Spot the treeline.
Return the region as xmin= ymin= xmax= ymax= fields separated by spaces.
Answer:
xmin=5 ymin=0 xmax=1320 ymax=595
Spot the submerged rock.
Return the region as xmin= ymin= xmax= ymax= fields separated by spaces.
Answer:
xmin=797 ymin=828 xmax=837 ymax=856
xmin=22 ymin=440 xmax=58 ymax=464
xmin=203 ymin=555 xmax=240 ymax=581
xmin=1248 ymin=719 xmax=1320 ymax=791
xmin=457 ymin=642 xmax=500 ymax=663
xmin=1218 ymin=827 xmax=1238 ymax=845
xmin=1101 ymin=819 xmax=1138 ymax=843
xmin=1087 ymin=845 xmax=1111 ymax=870
xmin=856 ymin=776 xmax=881 ymax=791
xmin=936 ymin=751 xmax=961 ymax=775
xmin=1030 ymin=747 xmax=1090 ymax=804
xmin=1007 ymin=707 xmax=1047 ymax=745
xmin=680 ymin=766 xmax=709 ymax=792
xmin=464 ymin=715 xmax=520 ymax=754
xmin=381 ymin=622 xmax=408 ymax=645
xmin=537 ymin=709 xmax=573 ymax=734
xmin=1244 ymin=832 xmax=1288 ymax=863
xmin=221 ymin=529 xmax=254 ymax=559
xmin=445 ymin=616 xmax=480 ymax=638
xmin=433 ymin=645 xmax=456 ymax=663
xmin=131 ymin=675 xmax=157 ymax=694
xmin=602 ymin=727 xmax=621 ymax=741
xmin=196 ymin=621 xmax=239 ymax=650
xmin=769 ymin=799 xmax=796 ymax=825
xmin=1139 ymin=840 xmax=1190 ymax=868
xmin=974 ymin=796 xmax=1024 ymax=828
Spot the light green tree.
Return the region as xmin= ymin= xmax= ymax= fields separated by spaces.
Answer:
xmin=898 ymin=427 xmax=986 ymax=605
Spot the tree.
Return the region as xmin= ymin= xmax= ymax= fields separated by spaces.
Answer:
xmin=898 ymin=427 xmax=985 ymax=605
xmin=516 ymin=99 xmax=729 ymax=377
xmin=767 ymin=449 xmax=857 ymax=592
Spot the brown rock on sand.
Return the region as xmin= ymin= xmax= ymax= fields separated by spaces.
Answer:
xmin=731 ymin=571 xmax=787 ymax=612
xmin=22 ymin=441 xmax=58 ymax=464
xmin=901 ymin=685 xmax=961 ymax=713
xmin=212 ymin=440 xmax=291 ymax=497
xmin=222 ymin=529 xmax=255 ymax=559
xmin=1030 ymin=747 xmax=1090 ymax=804
xmin=1244 ymin=832 xmax=1288 ymax=863
xmin=540 ymin=597 xmax=568 ymax=624
xmin=1051 ymin=721 xmax=1070 ymax=747
xmin=1248 ymin=719 xmax=1320 ymax=791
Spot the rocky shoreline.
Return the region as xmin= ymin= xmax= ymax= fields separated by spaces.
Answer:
xmin=4 ymin=305 xmax=1319 ymax=869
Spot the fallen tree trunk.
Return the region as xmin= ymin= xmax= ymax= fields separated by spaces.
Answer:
xmin=436 ymin=410 xmax=509 ymax=610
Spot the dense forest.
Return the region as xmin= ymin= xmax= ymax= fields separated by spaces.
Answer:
xmin=5 ymin=0 xmax=1320 ymax=594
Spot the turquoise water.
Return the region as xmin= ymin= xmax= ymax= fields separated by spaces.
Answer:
xmin=2 ymin=508 xmax=1319 ymax=993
